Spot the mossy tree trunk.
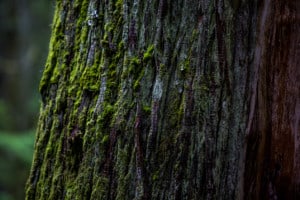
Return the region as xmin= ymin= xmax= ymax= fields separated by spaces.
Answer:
xmin=26 ymin=0 xmax=299 ymax=199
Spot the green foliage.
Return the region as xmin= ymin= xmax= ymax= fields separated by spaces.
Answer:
xmin=0 ymin=192 xmax=13 ymax=200
xmin=0 ymin=100 xmax=12 ymax=129
xmin=0 ymin=130 xmax=35 ymax=164
xmin=0 ymin=130 xmax=35 ymax=200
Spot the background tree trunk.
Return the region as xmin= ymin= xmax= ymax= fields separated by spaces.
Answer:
xmin=26 ymin=0 xmax=299 ymax=199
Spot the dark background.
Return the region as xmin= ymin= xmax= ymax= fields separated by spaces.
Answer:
xmin=0 ymin=0 xmax=53 ymax=199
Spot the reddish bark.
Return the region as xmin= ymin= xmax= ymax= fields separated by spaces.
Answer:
xmin=245 ymin=1 xmax=300 ymax=199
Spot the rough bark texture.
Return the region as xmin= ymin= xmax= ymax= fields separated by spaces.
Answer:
xmin=244 ymin=0 xmax=300 ymax=199
xmin=26 ymin=0 xmax=299 ymax=199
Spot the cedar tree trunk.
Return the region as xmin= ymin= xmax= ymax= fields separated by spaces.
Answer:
xmin=26 ymin=0 xmax=300 ymax=199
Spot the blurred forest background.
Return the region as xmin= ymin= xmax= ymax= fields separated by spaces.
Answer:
xmin=0 ymin=0 xmax=53 ymax=199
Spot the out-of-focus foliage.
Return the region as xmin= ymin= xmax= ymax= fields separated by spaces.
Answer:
xmin=0 ymin=131 xmax=35 ymax=164
xmin=0 ymin=130 xmax=35 ymax=200
xmin=0 ymin=0 xmax=53 ymax=131
xmin=0 ymin=100 xmax=12 ymax=129
xmin=0 ymin=0 xmax=53 ymax=199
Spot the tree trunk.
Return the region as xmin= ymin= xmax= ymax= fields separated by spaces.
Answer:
xmin=26 ymin=0 xmax=299 ymax=199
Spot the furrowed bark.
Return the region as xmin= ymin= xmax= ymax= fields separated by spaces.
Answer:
xmin=26 ymin=0 xmax=299 ymax=199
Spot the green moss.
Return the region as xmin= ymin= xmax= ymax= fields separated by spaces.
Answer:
xmin=96 ymin=103 xmax=115 ymax=132
xmin=106 ymin=66 xmax=118 ymax=99
xmin=130 ymin=56 xmax=141 ymax=68
xmin=133 ymin=80 xmax=140 ymax=91
xmin=113 ymin=0 xmax=124 ymax=25
xmin=91 ymin=177 xmax=109 ymax=198
xmin=177 ymin=100 xmax=184 ymax=123
xmin=191 ymin=28 xmax=199 ymax=43
xmin=142 ymin=105 xmax=151 ymax=115
xmin=49 ymin=66 xmax=60 ymax=84
xmin=152 ymin=170 xmax=159 ymax=181
xmin=80 ymin=65 xmax=101 ymax=92
xmin=103 ymin=104 xmax=114 ymax=117
xmin=200 ymin=84 xmax=209 ymax=93
xmin=159 ymin=63 xmax=166 ymax=77
xmin=101 ymin=35 xmax=110 ymax=50
xmin=118 ymin=41 xmax=124 ymax=50
xmin=123 ymin=56 xmax=145 ymax=93
xmin=79 ymin=25 xmax=89 ymax=45
xmin=115 ymin=144 xmax=131 ymax=200
xmin=123 ymin=56 xmax=142 ymax=85
xmin=133 ymin=69 xmax=145 ymax=92
xmin=179 ymin=59 xmax=191 ymax=78
xmin=39 ymin=6 xmax=64 ymax=92
xmin=101 ymin=135 xmax=109 ymax=144
xmin=115 ymin=0 xmax=123 ymax=9
xmin=143 ymin=44 xmax=154 ymax=62
xmin=104 ymin=22 xmax=113 ymax=32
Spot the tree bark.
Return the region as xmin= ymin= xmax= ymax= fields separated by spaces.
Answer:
xmin=244 ymin=1 xmax=300 ymax=199
xmin=26 ymin=0 xmax=299 ymax=199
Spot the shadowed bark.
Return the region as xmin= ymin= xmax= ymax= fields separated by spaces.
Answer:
xmin=26 ymin=0 xmax=299 ymax=199
xmin=244 ymin=0 xmax=300 ymax=199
